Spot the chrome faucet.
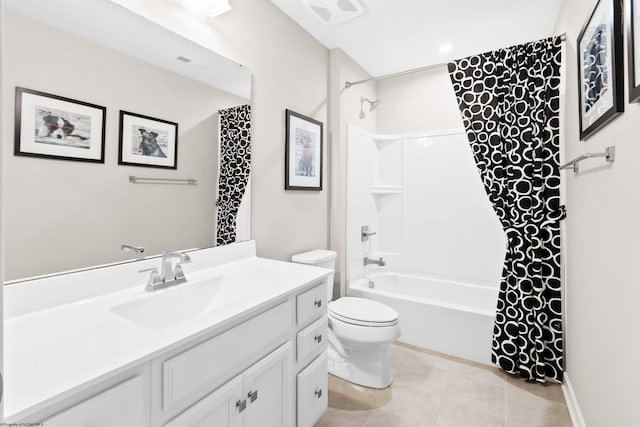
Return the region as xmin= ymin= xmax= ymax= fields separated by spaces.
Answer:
xmin=143 ymin=251 xmax=192 ymax=292
xmin=121 ymin=243 xmax=145 ymax=260
xmin=363 ymin=257 xmax=386 ymax=267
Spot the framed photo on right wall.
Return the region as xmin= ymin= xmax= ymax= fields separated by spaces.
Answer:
xmin=629 ymin=0 xmax=640 ymax=102
xmin=577 ymin=0 xmax=624 ymax=140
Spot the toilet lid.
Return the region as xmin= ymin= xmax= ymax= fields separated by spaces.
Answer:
xmin=329 ymin=297 xmax=398 ymax=326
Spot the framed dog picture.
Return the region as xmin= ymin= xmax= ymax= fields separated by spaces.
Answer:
xmin=118 ymin=111 xmax=178 ymax=169
xmin=577 ymin=0 xmax=624 ymax=140
xmin=285 ymin=109 xmax=323 ymax=191
xmin=14 ymin=87 xmax=106 ymax=162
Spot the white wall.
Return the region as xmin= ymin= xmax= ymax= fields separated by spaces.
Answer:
xmin=555 ymin=0 xmax=640 ymax=424
xmin=376 ymin=66 xmax=463 ymax=134
xmin=110 ymin=0 xmax=330 ymax=263
xmin=3 ymin=12 xmax=246 ymax=280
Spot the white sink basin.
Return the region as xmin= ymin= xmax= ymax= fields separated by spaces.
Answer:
xmin=110 ymin=275 xmax=260 ymax=329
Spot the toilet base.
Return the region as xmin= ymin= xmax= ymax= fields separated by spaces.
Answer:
xmin=327 ymin=346 xmax=393 ymax=389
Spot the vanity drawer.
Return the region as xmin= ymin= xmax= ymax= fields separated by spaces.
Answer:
xmin=297 ymin=316 xmax=327 ymax=365
xmin=162 ymin=301 xmax=292 ymax=412
xmin=296 ymin=352 xmax=328 ymax=427
xmin=296 ymin=282 xmax=327 ymax=327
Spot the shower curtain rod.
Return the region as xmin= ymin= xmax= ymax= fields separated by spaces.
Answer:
xmin=344 ymin=33 xmax=567 ymax=89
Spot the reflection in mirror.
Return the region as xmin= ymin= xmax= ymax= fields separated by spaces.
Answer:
xmin=3 ymin=0 xmax=252 ymax=281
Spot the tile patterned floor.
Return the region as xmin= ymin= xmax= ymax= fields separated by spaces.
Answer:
xmin=315 ymin=343 xmax=572 ymax=427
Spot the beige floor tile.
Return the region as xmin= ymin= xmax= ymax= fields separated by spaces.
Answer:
xmin=390 ymin=344 xmax=411 ymax=369
xmin=506 ymin=385 xmax=572 ymax=427
xmin=376 ymin=379 xmax=442 ymax=424
xmin=505 ymin=375 xmax=565 ymax=404
xmin=314 ymin=407 xmax=370 ymax=427
xmin=442 ymin=372 xmax=506 ymax=416
xmin=435 ymin=399 xmax=505 ymax=427
xmin=328 ymin=375 xmax=392 ymax=410
xmin=449 ymin=359 xmax=506 ymax=389
xmin=362 ymin=408 xmax=435 ymax=427
xmin=395 ymin=346 xmax=456 ymax=376
xmin=316 ymin=344 xmax=573 ymax=427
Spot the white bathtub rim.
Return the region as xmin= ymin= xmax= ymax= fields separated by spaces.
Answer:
xmin=364 ymin=269 xmax=500 ymax=293
xmin=349 ymin=277 xmax=497 ymax=318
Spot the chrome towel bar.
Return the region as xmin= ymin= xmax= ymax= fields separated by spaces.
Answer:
xmin=560 ymin=146 xmax=615 ymax=173
xmin=129 ymin=176 xmax=198 ymax=185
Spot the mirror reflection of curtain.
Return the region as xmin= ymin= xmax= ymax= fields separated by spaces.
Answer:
xmin=216 ymin=105 xmax=251 ymax=245
xmin=448 ymin=37 xmax=564 ymax=383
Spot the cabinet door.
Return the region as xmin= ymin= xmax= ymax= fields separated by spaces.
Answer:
xmin=164 ymin=376 xmax=243 ymax=427
xmin=297 ymin=352 xmax=328 ymax=427
xmin=243 ymin=342 xmax=293 ymax=427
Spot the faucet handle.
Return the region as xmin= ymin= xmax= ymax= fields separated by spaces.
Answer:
xmin=139 ymin=267 xmax=162 ymax=286
xmin=174 ymin=265 xmax=186 ymax=280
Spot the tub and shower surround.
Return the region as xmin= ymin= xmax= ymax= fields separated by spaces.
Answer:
xmin=346 ymin=126 xmax=506 ymax=364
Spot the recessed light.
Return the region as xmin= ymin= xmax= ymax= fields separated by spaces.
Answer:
xmin=439 ymin=43 xmax=453 ymax=53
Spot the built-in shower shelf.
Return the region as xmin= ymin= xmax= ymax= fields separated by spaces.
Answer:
xmin=371 ymin=186 xmax=403 ymax=195
xmin=372 ymin=134 xmax=402 ymax=146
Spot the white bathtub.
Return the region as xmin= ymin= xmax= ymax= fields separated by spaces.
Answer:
xmin=347 ymin=271 xmax=498 ymax=365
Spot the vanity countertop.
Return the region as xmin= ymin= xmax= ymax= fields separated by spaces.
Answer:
xmin=4 ymin=242 xmax=332 ymax=421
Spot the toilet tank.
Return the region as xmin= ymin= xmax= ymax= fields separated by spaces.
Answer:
xmin=291 ymin=250 xmax=337 ymax=301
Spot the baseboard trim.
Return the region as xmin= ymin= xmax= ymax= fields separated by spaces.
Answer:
xmin=562 ymin=372 xmax=586 ymax=427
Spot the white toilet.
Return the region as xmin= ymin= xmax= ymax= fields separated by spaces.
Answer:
xmin=292 ymin=250 xmax=400 ymax=389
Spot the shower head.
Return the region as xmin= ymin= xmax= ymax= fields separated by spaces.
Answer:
xmin=359 ymin=97 xmax=380 ymax=119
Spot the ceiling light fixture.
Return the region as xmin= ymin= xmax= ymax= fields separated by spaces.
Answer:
xmin=204 ymin=0 xmax=231 ymax=17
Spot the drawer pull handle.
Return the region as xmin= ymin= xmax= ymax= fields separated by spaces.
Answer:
xmin=314 ymin=389 xmax=323 ymax=399
xmin=236 ymin=399 xmax=247 ymax=413
xmin=248 ymin=389 xmax=258 ymax=403
xmin=314 ymin=334 xmax=323 ymax=343
xmin=314 ymin=299 xmax=323 ymax=308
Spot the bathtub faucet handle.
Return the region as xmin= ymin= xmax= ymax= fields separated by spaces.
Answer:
xmin=361 ymin=225 xmax=377 ymax=242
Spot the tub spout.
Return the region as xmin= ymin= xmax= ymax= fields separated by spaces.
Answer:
xmin=364 ymin=257 xmax=386 ymax=267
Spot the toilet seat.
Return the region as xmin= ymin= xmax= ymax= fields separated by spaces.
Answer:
xmin=329 ymin=297 xmax=399 ymax=327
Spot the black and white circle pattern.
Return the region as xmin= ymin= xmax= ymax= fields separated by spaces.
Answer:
xmin=216 ymin=104 xmax=251 ymax=246
xmin=448 ymin=37 xmax=564 ymax=383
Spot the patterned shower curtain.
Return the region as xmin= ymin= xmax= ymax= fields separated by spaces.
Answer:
xmin=448 ymin=37 xmax=564 ymax=383
xmin=216 ymin=104 xmax=251 ymax=246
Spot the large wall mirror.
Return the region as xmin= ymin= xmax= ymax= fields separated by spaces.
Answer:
xmin=3 ymin=0 xmax=252 ymax=281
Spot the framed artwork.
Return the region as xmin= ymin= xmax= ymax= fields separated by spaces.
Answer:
xmin=284 ymin=109 xmax=323 ymax=191
xmin=577 ymin=0 xmax=624 ymax=140
xmin=118 ymin=110 xmax=178 ymax=169
xmin=629 ymin=0 xmax=640 ymax=102
xmin=14 ymin=87 xmax=106 ymax=162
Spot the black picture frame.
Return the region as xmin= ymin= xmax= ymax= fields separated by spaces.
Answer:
xmin=577 ymin=0 xmax=624 ymax=140
xmin=284 ymin=109 xmax=323 ymax=191
xmin=629 ymin=0 xmax=640 ymax=102
xmin=118 ymin=110 xmax=179 ymax=169
xmin=14 ymin=87 xmax=106 ymax=163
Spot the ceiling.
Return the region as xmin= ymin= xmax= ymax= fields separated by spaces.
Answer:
xmin=5 ymin=0 xmax=251 ymax=99
xmin=270 ymin=0 xmax=563 ymax=77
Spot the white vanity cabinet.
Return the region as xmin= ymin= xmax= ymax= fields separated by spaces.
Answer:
xmin=6 ymin=245 xmax=333 ymax=427
xmin=294 ymin=281 xmax=329 ymax=427
xmin=165 ymin=342 xmax=292 ymax=427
